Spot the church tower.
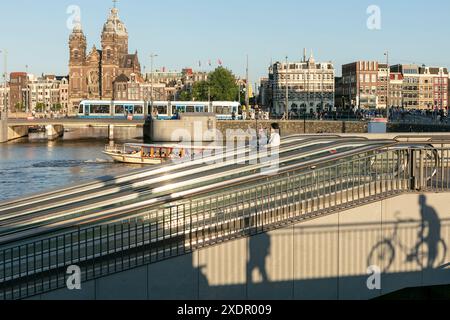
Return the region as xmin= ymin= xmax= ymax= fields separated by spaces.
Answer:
xmin=101 ymin=7 xmax=129 ymax=99
xmin=68 ymin=2 xmax=141 ymax=108
xmin=68 ymin=21 xmax=87 ymax=108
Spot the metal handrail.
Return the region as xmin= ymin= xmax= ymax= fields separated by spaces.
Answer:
xmin=0 ymin=141 xmax=448 ymax=300
xmin=0 ymin=139 xmax=397 ymax=244
xmin=0 ymin=135 xmax=346 ymax=210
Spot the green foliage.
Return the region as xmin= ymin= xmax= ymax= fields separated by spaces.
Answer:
xmin=192 ymin=81 xmax=210 ymax=101
xmin=177 ymin=67 xmax=240 ymax=102
xmin=35 ymin=103 xmax=45 ymax=112
xmin=178 ymin=90 xmax=192 ymax=101
xmin=207 ymin=67 xmax=239 ymax=101
xmin=52 ymin=103 xmax=62 ymax=111
xmin=15 ymin=103 xmax=25 ymax=112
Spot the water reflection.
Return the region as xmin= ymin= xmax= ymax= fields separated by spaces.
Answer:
xmin=0 ymin=138 xmax=143 ymax=202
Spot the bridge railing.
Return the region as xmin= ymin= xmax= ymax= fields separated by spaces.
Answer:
xmin=0 ymin=145 xmax=448 ymax=300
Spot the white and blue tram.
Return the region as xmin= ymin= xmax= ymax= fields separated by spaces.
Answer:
xmin=77 ymin=100 xmax=242 ymax=120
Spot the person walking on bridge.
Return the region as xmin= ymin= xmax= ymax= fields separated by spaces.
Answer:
xmin=268 ymin=123 xmax=281 ymax=147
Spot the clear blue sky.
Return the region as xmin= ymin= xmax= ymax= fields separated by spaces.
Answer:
xmin=1 ymin=0 xmax=450 ymax=83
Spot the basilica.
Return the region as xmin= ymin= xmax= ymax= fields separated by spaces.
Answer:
xmin=68 ymin=6 xmax=142 ymax=110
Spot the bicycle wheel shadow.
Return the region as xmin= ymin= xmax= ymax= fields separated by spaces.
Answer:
xmin=368 ymin=195 xmax=449 ymax=273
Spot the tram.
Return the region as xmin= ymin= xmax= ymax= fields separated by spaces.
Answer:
xmin=77 ymin=100 xmax=241 ymax=120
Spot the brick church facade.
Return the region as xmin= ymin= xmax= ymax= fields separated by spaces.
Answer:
xmin=68 ymin=6 xmax=141 ymax=112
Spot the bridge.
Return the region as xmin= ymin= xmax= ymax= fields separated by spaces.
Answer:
xmin=0 ymin=118 xmax=145 ymax=142
xmin=0 ymin=134 xmax=449 ymax=300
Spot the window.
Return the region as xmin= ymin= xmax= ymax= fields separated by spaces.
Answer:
xmin=134 ymin=105 xmax=143 ymax=114
xmin=215 ymin=106 xmax=231 ymax=115
xmin=155 ymin=105 xmax=168 ymax=114
xmin=115 ymin=105 xmax=125 ymax=114
xmin=90 ymin=104 xmax=110 ymax=114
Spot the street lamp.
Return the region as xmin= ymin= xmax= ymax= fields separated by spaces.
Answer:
xmin=149 ymin=53 xmax=158 ymax=114
xmin=285 ymin=56 xmax=289 ymax=120
xmin=0 ymin=49 xmax=8 ymax=119
xmin=384 ymin=51 xmax=390 ymax=121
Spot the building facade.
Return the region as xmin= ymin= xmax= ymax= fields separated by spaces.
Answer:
xmin=27 ymin=74 xmax=69 ymax=113
xmin=391 ymin=64 xmax=448 ymax=110
xmin=342 ymin=61 xmax=379 ymax=110
xmin=377 ymin=63 xmax=389 ymax=109
xmin=0 ymin=85 xmax=9 ymax=114
xmin=391 ymin=64 xmax=419 ymax=109
xmin=9 ymin=72 xmax=28 ymax=112
xmin=389 ymin=72 xmax=404 ymax=108
xmin=270 ymin=53 xmax=335 ymax=116
xmin=68 ymin=6 xmax=141 ymax=112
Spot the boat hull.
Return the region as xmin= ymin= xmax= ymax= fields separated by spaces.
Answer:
xmin=102 ymin=151 xmax=164 ymax=165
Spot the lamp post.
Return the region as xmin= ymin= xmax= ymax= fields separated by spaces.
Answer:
xmin=246 ymin=55 xmax=250 ymax=110
xmin=384 ymin=51 xmax=390 ymax=121
xmin=0 ymin=49 xmax=8 ymax=119
xmin=255 ymin=104 xmax=260 ymax=150
xmin=150 ymin=53 xmax=158 ymax=114
xmin=285 ymin=56 xmax=289 ymax=120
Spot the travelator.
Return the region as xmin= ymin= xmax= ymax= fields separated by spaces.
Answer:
xmin=1 ymin=134 xmax=450 ymax=299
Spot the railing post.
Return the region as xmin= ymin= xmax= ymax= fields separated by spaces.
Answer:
xmin=410 ymin=149 xmax=418 ymax=191
xmin=410 ymin=149 xmax=425 ymax=191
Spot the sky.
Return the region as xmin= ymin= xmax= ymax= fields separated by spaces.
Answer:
xmin=1 ymin=0 xmax=450 ymax=83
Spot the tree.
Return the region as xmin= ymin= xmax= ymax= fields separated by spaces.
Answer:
xmin=15 ymin=103 xmax=25 ymax=112
xmin=52 ymin=103 xmax=62 ymax=112
xmin=35 ymin=103 xmax=45 ymax=113
xmin=192 ymin=81 xmax=210 ymax=101
xmin=208 ymin=67 xmax=239 ymax=101
xmin=178 ymin=90 xmax=192 ymax=101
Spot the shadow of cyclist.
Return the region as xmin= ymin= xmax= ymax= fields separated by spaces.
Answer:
xmin=410 ymin=195 xmax=442 ymax=269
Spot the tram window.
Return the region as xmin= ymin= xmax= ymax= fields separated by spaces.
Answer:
xmin=135 ymin=105 xmax=144 ymax=114
xmin=195 ymin=106 xmax=204 ymax=112
xmin=90 ymin=105 xmax=110 ymax=114
xmin=78 ymin=105 xmax=84 ymax=114
xmin=216 ymin=106 xmax=231 ymax=114
xmin=156 ymin=106 xmax=167 ymax=114
xmin=173 ymin=106 xmax=185 ymax=114
xmin=115 ymin=105 xmax=125 ymax=114
xmin=186 ymin=106 xmax=195 ymax=113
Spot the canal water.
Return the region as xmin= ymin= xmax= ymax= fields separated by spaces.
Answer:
xmin=0 ymin=139 xmax=145 ymax=202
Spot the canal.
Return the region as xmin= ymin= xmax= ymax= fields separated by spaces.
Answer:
xmin=0 ymin=139 xmax=145 ymax=202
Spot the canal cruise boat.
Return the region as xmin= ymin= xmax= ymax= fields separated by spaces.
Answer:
xmin=103 ymin=143 xmax=220 ymax=165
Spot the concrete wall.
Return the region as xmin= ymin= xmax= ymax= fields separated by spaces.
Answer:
xmin=389 ymin=122 xmax=450 ymax=133
xmin=62 ymin=125 xmax=143 ymax=141
xmin=217 ymin=120 xmax=368 ymax=136
xmin=7 ymin=125 xmax=29 ymax=141
xmin=146 ymin=114 xmax=217 ymax=143
xmin=0 ymin=118 xmax=7 ymax=143
xmin=33 ymin=193 xmax=450 ymax=300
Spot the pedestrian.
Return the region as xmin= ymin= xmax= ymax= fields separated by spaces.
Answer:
xmin=268 ymin=123 xmax=281 ymax=147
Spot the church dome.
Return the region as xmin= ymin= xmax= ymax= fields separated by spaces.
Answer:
xmin=102 ymin=8 xmax=128 ymax=37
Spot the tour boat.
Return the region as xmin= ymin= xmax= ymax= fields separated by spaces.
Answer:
xmin=103 ymin=143 xmax=221 ymax=165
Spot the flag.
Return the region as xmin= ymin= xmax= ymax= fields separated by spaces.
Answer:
xmin=198 ymin=61 xmax=201 ymax=68
xmin=218 ymin=59 xmax=223 ymax=66
xmin=208 ymin=60 xmax=212 ymax=67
